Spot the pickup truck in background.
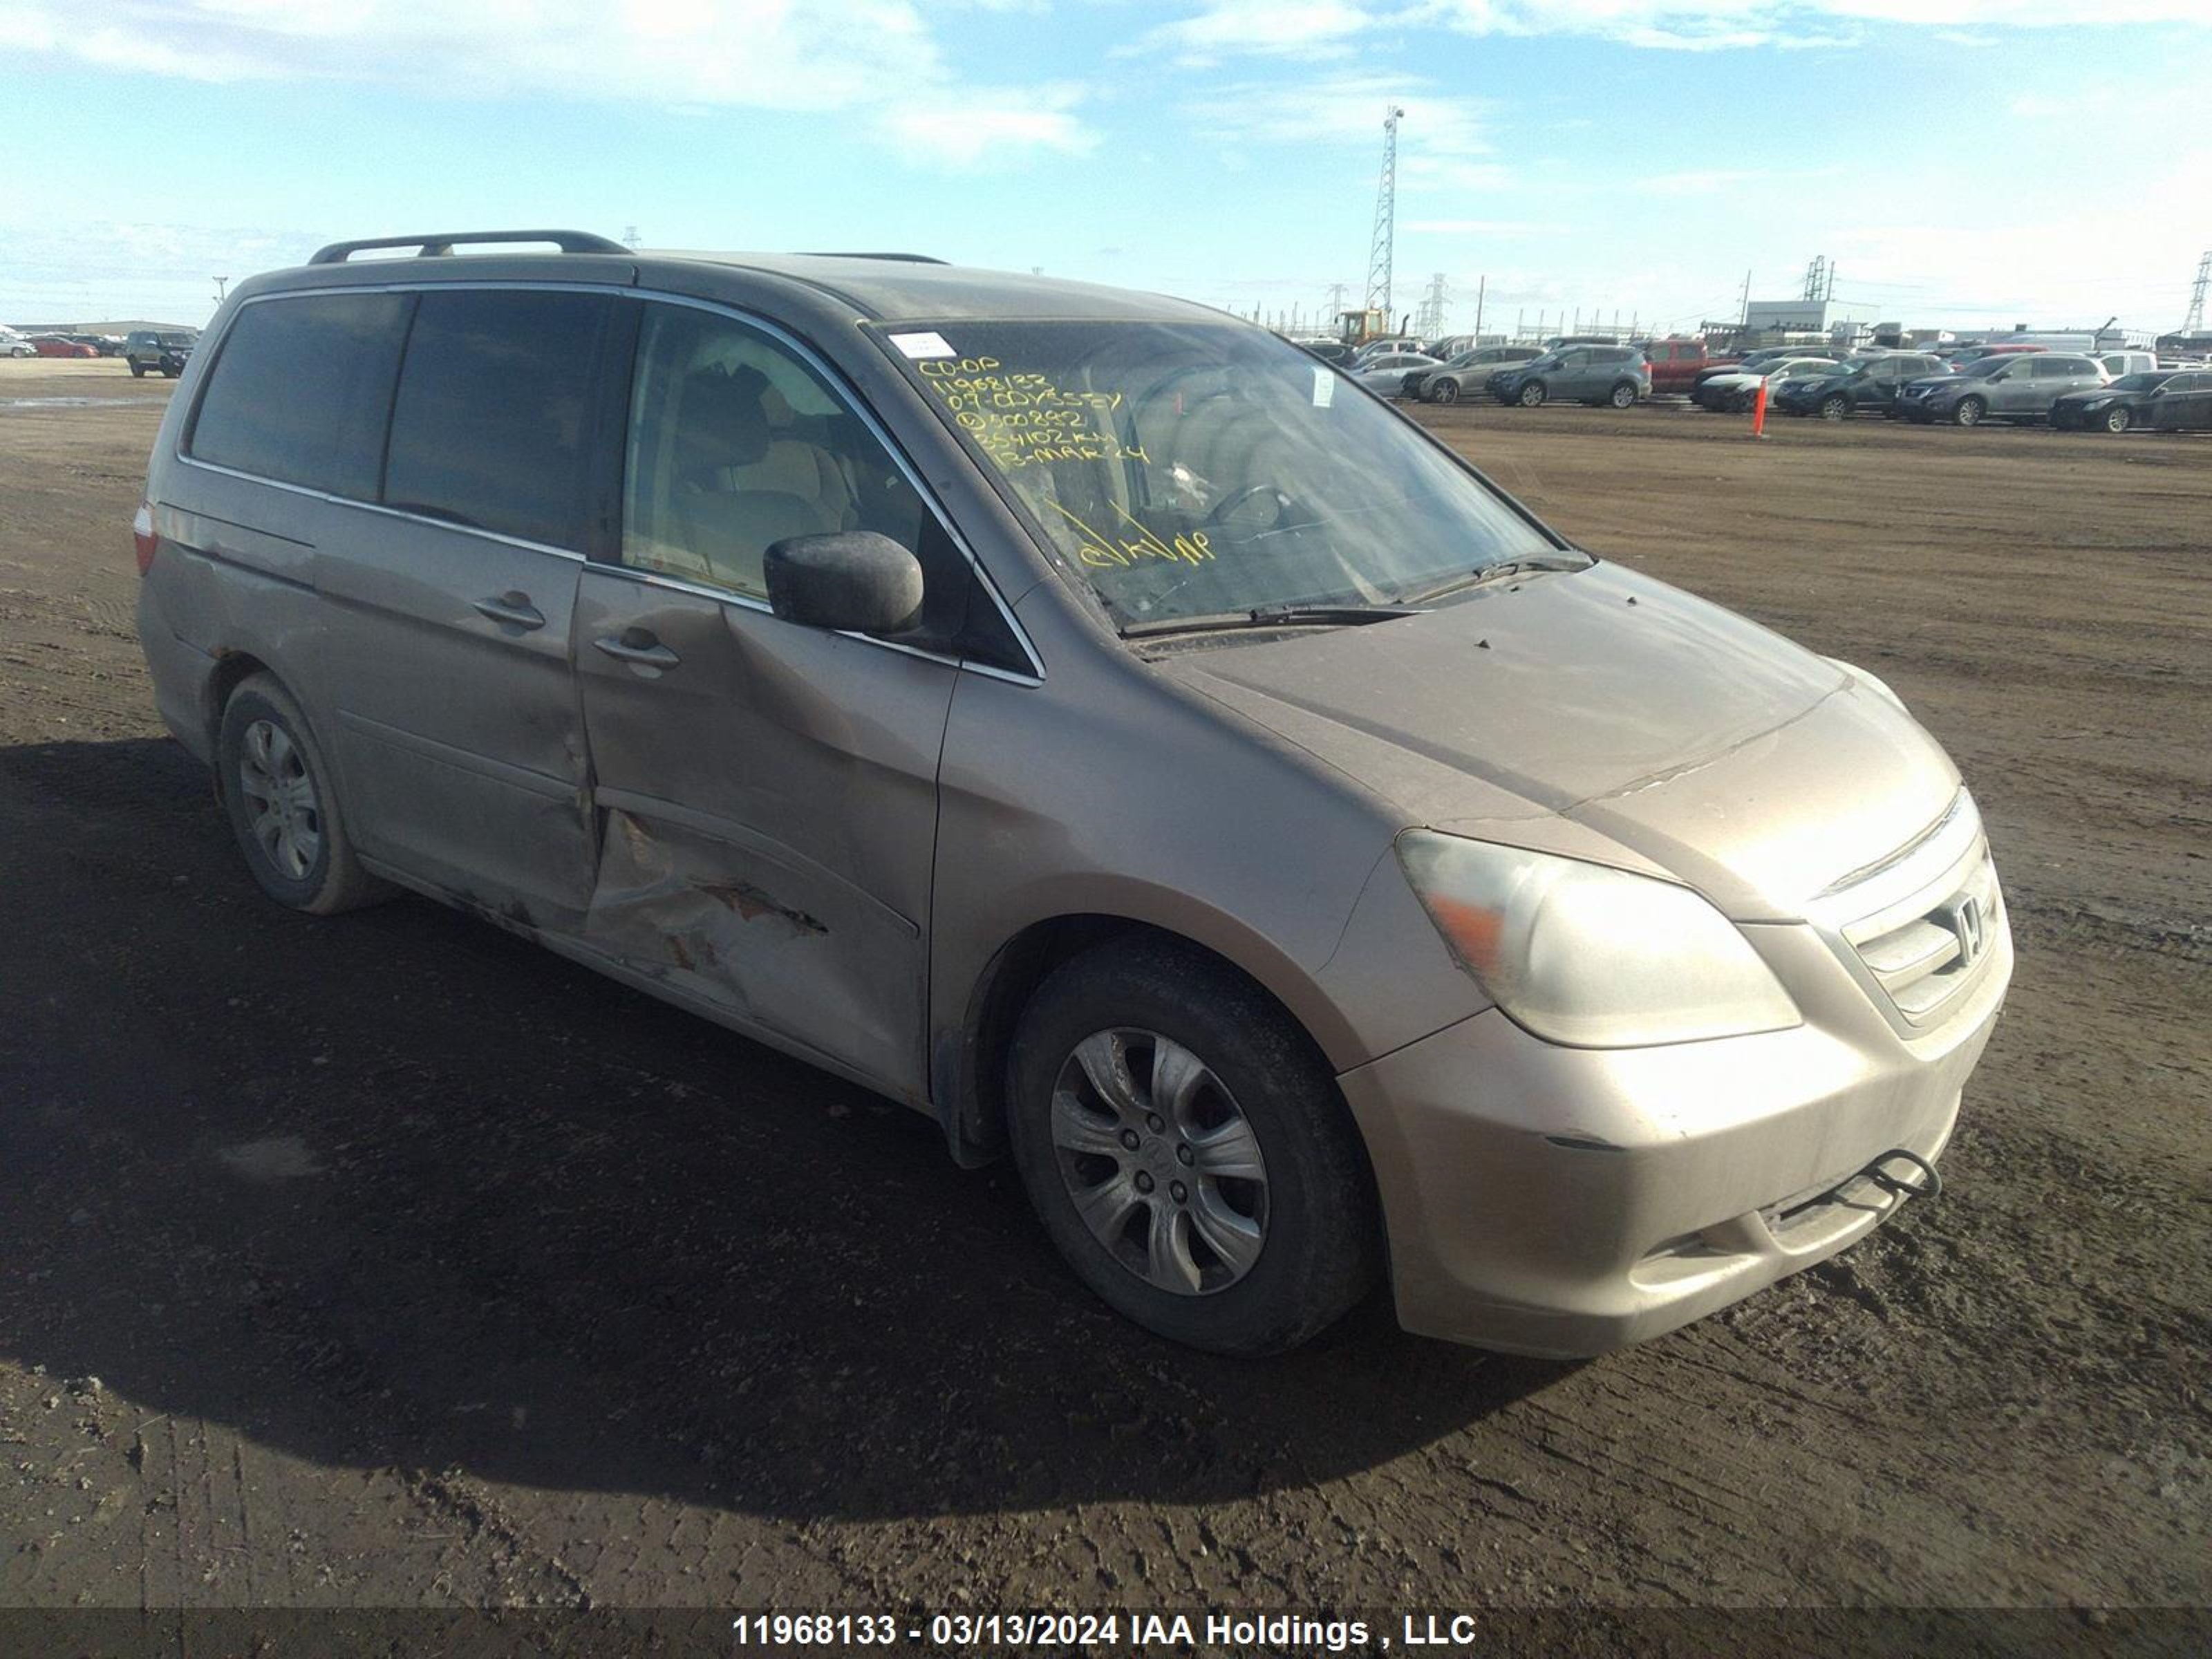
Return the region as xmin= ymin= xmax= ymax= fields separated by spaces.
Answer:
xmin=1642 ymin=338 xmax=1738 ymax=396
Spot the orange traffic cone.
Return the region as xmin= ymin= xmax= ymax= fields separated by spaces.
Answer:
xmin=1751 ymin=379 xmax=1769 ymax=438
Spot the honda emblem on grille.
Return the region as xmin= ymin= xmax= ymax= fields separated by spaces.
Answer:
xmin=1950 ymin=895 xmax=1986 ymax=965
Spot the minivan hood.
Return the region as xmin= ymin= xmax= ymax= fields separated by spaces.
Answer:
xmin=1159 ymin=563 xmax=1960 ymax=921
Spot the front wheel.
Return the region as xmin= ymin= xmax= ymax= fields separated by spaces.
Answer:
xmin=129 ymin=362 xmax=147 ymax=377
xmin=2103 ymin=406 xmax=2132 ymax=433
xmin=218 ymin=675 xmax=392 ymax=915
xmin=1006 ymin=939 xmax=1380 ymax=1356
xmin=1517 ymin=381 xmax=1547 ymax=408
xmin=1608 ymin=381 xmax=1637 ymax=409
xmin=1952 ymin=397 xmax=1985 ymax=427
xmin=1430 ymin=378 xmax=1460 ymax=405
xmin=1819 ymin=395 xmax=1850 ymax=421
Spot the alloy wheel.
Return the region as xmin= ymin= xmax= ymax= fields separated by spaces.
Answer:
xmin=237 ymin=718 xmax=323 ymax=880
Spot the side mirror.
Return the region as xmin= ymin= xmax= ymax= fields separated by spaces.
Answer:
xmin=763 ymin=531 xmax=924 ymax=635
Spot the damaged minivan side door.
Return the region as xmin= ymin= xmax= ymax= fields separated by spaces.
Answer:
xmin=573 ymin=297 xmax=982 ymax=1097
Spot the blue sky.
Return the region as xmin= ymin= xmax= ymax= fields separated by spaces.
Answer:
xmin=5 ymin=1 xmax=2209 ymax=335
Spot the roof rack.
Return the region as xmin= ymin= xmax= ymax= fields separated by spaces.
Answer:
xmin=792 ymin=251 xmax=948 ymax=264
xmin=308 ymin=229 xmax=631 ymax=265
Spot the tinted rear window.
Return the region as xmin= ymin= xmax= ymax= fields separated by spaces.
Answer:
xmin=382 ymin=290 xmax=612 ymax=549
xmin=189 ymin=294 xmax=409 ymax=496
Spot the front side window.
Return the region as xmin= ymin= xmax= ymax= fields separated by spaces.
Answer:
xmin=885 ymin=319 xmax=1556 ymax=630
xmin=382 ymin=290 xmax=612 ymax=549
xmin=189 ymin=293 xmax=409 ymax=496
xmin=622 ymin=303 xmax=988 ymax=650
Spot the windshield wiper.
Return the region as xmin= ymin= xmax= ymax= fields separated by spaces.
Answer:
xmin=1119 ymin=603 xmax=1419 ymax=640
xmin=1396 ymin=552 xmax=1590 ymax=607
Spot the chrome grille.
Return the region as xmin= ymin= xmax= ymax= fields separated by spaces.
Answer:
xmin=1807 ymin=791 xmax=2007 ymax=1034
xmin=1844 ymin=854 xmax=2002 ymax=1023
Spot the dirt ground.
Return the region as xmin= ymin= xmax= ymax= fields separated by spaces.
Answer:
xmin=0 ymin=356 xmax=2206 ymax=1643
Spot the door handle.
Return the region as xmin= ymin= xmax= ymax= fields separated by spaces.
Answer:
xmin=474 ymin=592 xmax=545 ymax=630
xmin=592 ymin=630 xmax=681 ymax=673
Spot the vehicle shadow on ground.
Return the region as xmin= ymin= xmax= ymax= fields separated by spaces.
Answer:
xmin=0 ymin=737 xmax=1568 ymax=1523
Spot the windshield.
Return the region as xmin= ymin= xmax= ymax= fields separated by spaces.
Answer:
xmin=888 ymin=319 xmax=1557 ymax=628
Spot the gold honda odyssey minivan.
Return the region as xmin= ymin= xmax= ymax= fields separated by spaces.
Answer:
xmin=135 ymin=232 xmax=2011 ymax=1356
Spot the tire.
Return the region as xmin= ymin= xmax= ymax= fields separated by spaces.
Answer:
xmin=129 ymin=362 xmax=147 ymax=377
xmin=162 ymin=366 xmax=180 ymax=379
xmin=2103 ymin=406 xmax=2131 ymax=433
xmin=1430 ymin=378 xmax=1460 ymax=405
xmin=1819 ymin=394 xmax=1850 ymax=421
xmin=1608 ymin=381 xmax=1637 ymax=409
xmin=217 ymin=674 xmax=391 ymax=915
xmin=1006 ymin=937 xmax=1380 ymax=1356
xmin=1952 ymin=397 xmax=1985 ymax=427
xmin=1517 ymin=381 xmax=1546 ymax=408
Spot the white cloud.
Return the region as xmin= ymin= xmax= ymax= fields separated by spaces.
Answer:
xmin=883 ymin=86 xmax=1097 ymax=165
xmin=1132 ymin=0 xmax=1379 ymax=62
xmin=1138 ymin=0 xmax=2210 ymax=57
xmin=0 ymin=1 xmax=1096 ymax=164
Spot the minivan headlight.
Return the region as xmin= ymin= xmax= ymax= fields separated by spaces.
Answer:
xmin=1396 ymin=832 xmax=1801 ymax=1048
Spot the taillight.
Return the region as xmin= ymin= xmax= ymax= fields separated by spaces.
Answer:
xmin=133 ymin=501 xmax=158 ymax=575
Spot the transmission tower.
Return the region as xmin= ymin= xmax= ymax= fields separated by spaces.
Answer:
xmin=1414 ymin=272 xmax=1450 ymax=338
xmin=1801 ymin=255 xmax=1833 ymax=303
xmin=1365 ymin=105 xmax=1405 ymax=317
xmin=2184 ymin=250 xmax=2211 ymax=334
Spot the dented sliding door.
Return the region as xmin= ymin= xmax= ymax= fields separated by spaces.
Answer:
xmin=572 ymin=569 xmax=954 ymax=1098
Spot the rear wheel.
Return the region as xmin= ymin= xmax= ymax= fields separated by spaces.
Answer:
xmin=2103 ymin=406 xmax=2132 ymax=433
xmin=1517 ymin=381 xmax=1547 ymax=408
xmin=1430 ymin=378 xmax=1460 ymax=405
xmin=1006 ymin=939 xmax=1380 ymax=1356
xmin=129 ymin=362 xmax=147 ymax=378
xmin=218 ymin=675 xmax=391 ymax=915
xmin=1608 ymin=381 xmax=1637 ymax=409
xmin=1819 ymin=394 xmax=1850 ymax=421
xmin=1953 ymin=397 xmax=1986 ymax=427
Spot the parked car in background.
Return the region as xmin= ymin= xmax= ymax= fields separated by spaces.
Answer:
xmin=0 ymin=328 xmax=34 ymax=359
xmin=125 ymin=330 xmax=197 ymax=377
xmin=1772 ymin=353 xmax=1947 ymax=420
xmin=2051 ymin=368 xmax=2212 ymax=432
xmin=134 ymin=231 xmax=2010 ymax=1359
xmin=1694 ymin=357 xmax=1840 ymax=413
xmin=1409 ymin=345 xmax=1541 ymax=404
xmin=1642 ymin=338 xmax=1738 ymax=397
xmin=31 ymin=335 xmax=98 ymax=358
xmin=1907 ymin=353 xmax=2107 ymax=426
xmin=1689 ymin=347 xmax=1841 ymax=406
xmin=1351 ymin=352 xmax=1443 ymax=397
xmin=1490 ymin=344 xmax=1649 ymax=408
xmin=1940 ymin=343 xmax=2046 ymax=373
xmin=1349 ymin=337 xmax=1423 ymax=365
xmin=2094 ymin=350 xmax=2156 ymax=379
xmin=2141 ymin=368 xmax=2212 ymax=429
xmin=1296 ymin=338 xmax=1357 ymax=366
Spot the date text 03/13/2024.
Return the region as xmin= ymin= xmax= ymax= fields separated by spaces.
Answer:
xmin=729 ymin=1612 xmax=1506 ymax=1650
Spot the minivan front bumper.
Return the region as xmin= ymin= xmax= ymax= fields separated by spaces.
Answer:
xmin=1340 ymin=897 xmax=2010 ymax=1358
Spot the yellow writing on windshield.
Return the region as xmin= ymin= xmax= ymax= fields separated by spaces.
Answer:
xmin=917 ymin=355 xmax=1150 ymax=471
xmin=1051 ymin=503 xmax=1212 ymax=570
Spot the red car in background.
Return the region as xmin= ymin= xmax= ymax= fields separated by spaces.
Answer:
xmin=1642 ymin=337 xmax=1739 ymax=396
xmin=30 ymin=336 xmax=98 ymax=359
